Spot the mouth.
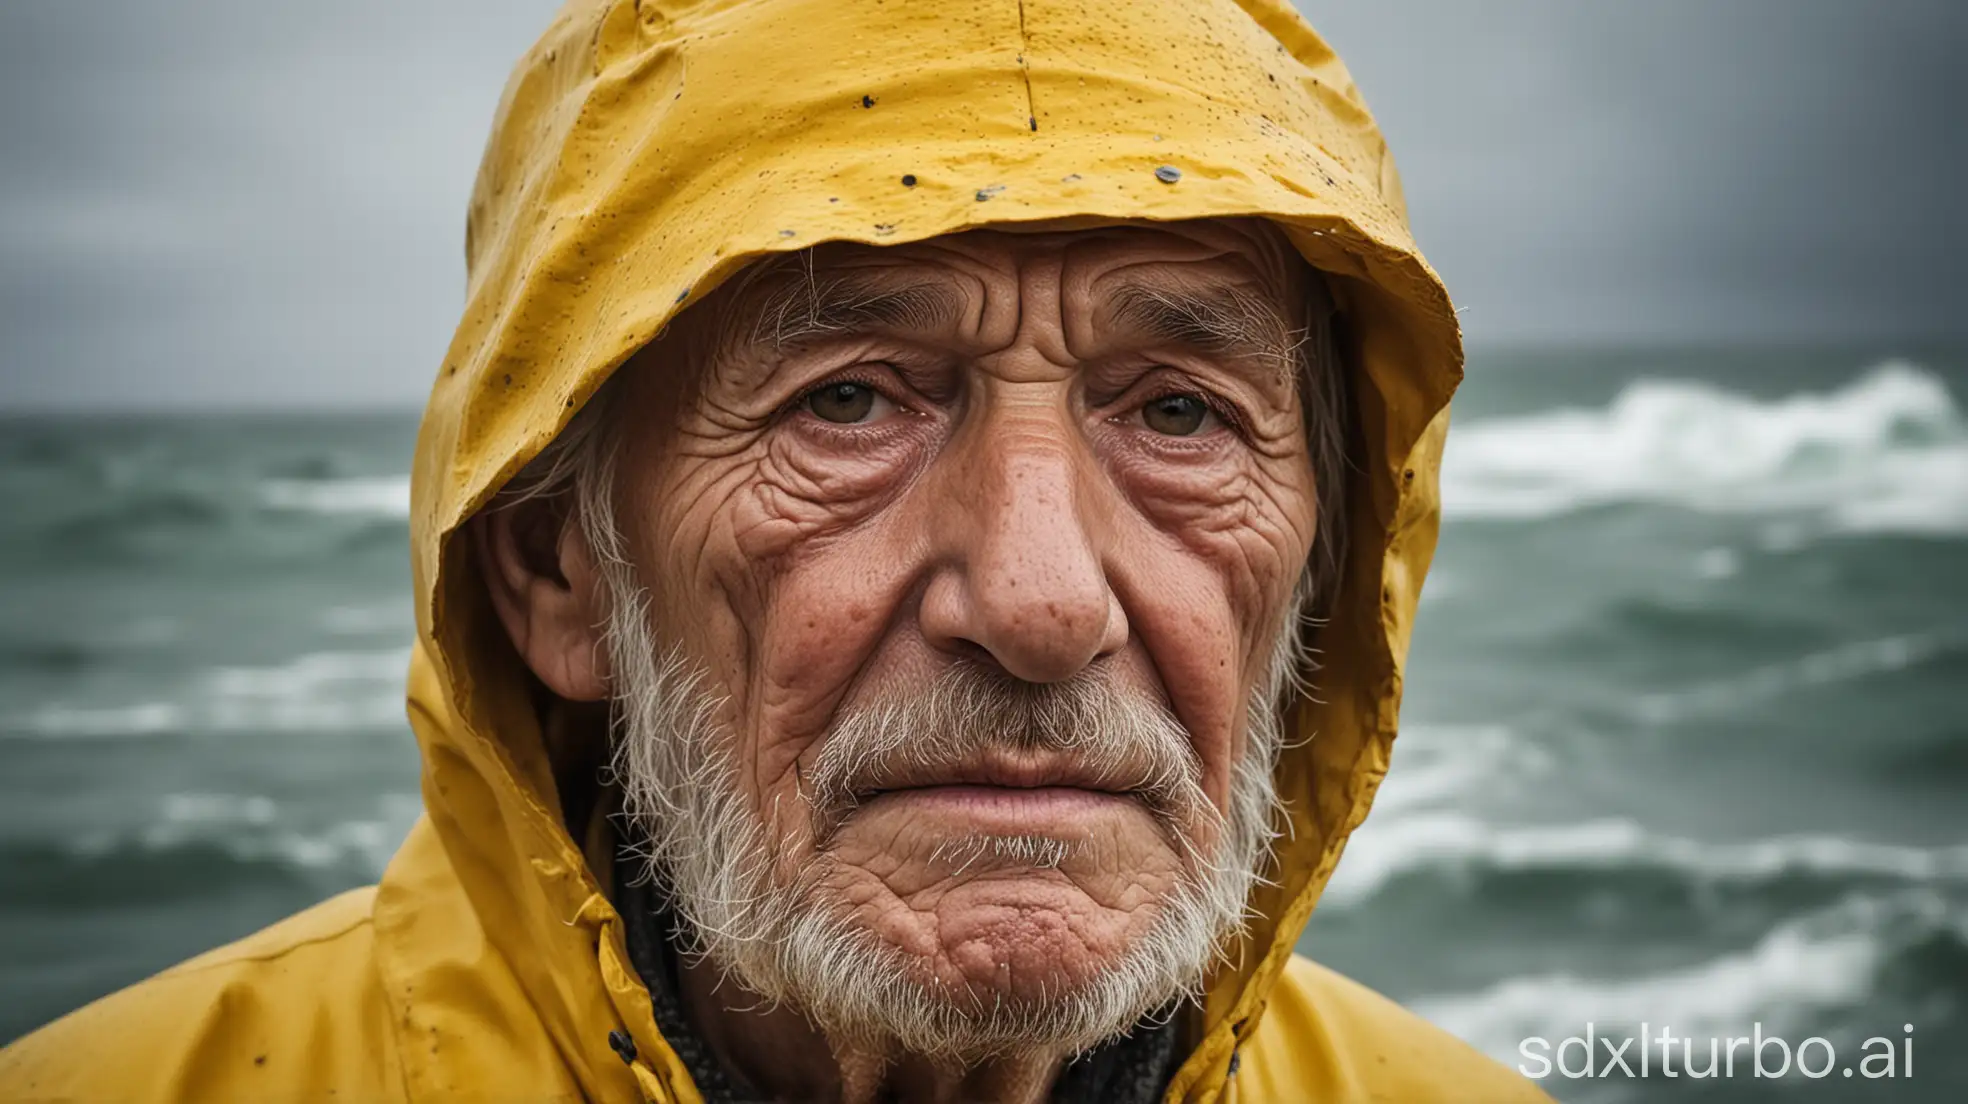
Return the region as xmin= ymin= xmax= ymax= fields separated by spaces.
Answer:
xmin=851 ymin=784 xmax=1146 ymax=845
xmin=863 ymin=782 xmax=1138 ymax=810
xmin=854 ymin=748 xmax=1140 ymax=802
xmin=844 ymin=751 xmax=1154 ymax=832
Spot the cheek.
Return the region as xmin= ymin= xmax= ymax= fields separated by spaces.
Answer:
xmin=739 ymin=433 xmax=924 ymax=548
xmin=1100 ymin=448 xmax=1315 ymax=801
xmin=740 ymin=548 xmax=906 ymax=794
xmin=1107 ymin=446 xmax=1315 ymax=626
xmin=668 ymin=431 xmax=932 ymax=805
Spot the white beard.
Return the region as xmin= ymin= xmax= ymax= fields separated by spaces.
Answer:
xmin=598 ymin=551 xmax=1307 ymax=1061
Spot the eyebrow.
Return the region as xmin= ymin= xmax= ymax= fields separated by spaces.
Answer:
xmin=749 ymin=273 xmax=966 ymax=350
xmin=1107 ymin=283 xmax=1301 ymax=376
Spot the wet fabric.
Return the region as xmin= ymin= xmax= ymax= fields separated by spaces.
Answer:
xmin=1 ymin=0 xmax=1551 ymax=1099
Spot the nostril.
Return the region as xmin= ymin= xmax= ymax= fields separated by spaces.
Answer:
xmin=945 ymin=636 xmax=999 ymax=668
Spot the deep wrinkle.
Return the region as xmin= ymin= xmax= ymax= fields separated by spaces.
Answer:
xmin=482 ymin=220 xmax=1326 ymax=1103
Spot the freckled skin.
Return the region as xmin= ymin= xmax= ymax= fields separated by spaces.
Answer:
xmin=605 ymin=221 xmax=1318 ymax=998
xmin=485 ymin=220 xmax=1322 ymax=1097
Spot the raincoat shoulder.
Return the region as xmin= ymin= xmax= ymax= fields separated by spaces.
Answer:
xmin=1233 ymin=955 xmax=1552 ymax=1101
xmin=0 ymin=888 xmax=406 ymax=1103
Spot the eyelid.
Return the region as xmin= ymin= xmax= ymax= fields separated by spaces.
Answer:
xmin=1129 ymin=375 xmax=1252 ymax=439
xmin=783 ymin=364 xmax=912 ymax=421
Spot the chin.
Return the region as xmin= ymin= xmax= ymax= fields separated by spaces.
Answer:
xmin=873 ymin=873 xmax=1166 ymax=1000
xmin=761 ymin=863 xmax=1211 ymax=1060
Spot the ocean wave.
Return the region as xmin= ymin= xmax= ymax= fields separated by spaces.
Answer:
xmin=116 ymin=792 xmax=420 ymax=876
xmin=203 ymin=646 xmax=411 ymax=702
xmin=15 ymin=702 xmax=189 ymax=739
xmin=1633 ymin=628 xmax=1965 ymax=724
xmin=1414 ymin=891 xmax=1965 ymax=1060
xmin=36 ymin=491 xmax=232 ymax=561
xmin=258 ymin=475 xmax=410 ymax=518
xmin=4 ymin=646 xmax=412 ymax=739
xmin=3 ymin=793 xmax=423 ymax=905
xmin=1325 ymin=813 xmax=1968 ymax=910
xmin=1370 ymin=723 xmax=1556 ymax=818
xmin=1442 ymin=362 xmax=1968 ymax=534
xmin=320 ymin=604 xmax=412 ymax=636
xmin=12 ymin=474 xmax=410 ymax=567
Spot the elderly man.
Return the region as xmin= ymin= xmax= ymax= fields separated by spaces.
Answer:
xmin=2 ymin=1 xmax=1549 ymax=1101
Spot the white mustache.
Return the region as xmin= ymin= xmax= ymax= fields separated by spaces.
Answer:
xmin=804 ymin=661 xmax=1213 ymax=843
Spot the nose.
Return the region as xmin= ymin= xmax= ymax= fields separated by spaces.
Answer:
xmin=920 ymin=416 xmax=1129 ymax=683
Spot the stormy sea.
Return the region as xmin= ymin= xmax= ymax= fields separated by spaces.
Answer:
xmin=3 ymin=348 xmax=1963 ymax=1102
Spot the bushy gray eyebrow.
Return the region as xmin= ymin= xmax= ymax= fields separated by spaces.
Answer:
xmin=749 ymin=275 xmax=966 ymax=350
xmin=1107 ymin=283 xmax=1301 ymax=377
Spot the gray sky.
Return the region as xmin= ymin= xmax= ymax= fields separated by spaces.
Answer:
xmin=0 ymin=1 xmax=1962 ymax=410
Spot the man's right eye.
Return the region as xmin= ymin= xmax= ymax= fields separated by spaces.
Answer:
xmin=803 ymin=381 xmax=890 ymax=424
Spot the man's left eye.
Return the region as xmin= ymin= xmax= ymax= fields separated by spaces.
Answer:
xmin=803 ymin=381 xmax=895 ymax=425
xmin=1140 ymin=393 xmax=1217 ymax=437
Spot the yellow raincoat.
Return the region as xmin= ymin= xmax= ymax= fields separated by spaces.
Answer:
xmin=2 ymin=0 xmax=1551 ymax=1099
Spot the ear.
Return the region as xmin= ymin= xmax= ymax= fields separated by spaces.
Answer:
xmin=469 ymin=497 xmax=612 ymax=702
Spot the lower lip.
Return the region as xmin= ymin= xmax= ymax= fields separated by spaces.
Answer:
xmin=860 ymin=785 xmax=1139 ymax=826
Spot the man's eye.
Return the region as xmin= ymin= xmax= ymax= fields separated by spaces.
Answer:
xmin=1140 ymin=393 xmax=1216 ymax=437
xmin=804 ymin=382 xmax=891 ymax=424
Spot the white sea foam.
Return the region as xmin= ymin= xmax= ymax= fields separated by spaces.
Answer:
xmin=85 ymin=791 xmax=425 ymax=878
xmin=321 ymin=604 xmax=411 ymax=636
xmin=1693 ymin=546 xmax=1740 ymax=579
xmin=259 ymin=475 xmax=410 ymax=518
xmin=5 ymin=646 xmax=411 ymax=739
xmin=1442 ymin=362 xmax=1968 ymax=534
xmin=17 ymin=701 xmax=188 ymax=739
xmin=1414 ymin=891 xmax=1960 ymax=1060
xmin=204 ymin=647 xmax=411 ymax=700
xmin=1325 ymin=812 xmax=1968 ymax=910
xmin=1338 ymin=718 xmax=1968 ymax=908
xmin=1367 ymin=723 xmax=1554 ymax=818
xmin=157 ymin=792 xmax=279 ymax=828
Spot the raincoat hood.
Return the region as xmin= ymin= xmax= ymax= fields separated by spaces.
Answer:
xmin=5 ymin=2 xmax=1550 ymax=1102
xmin=409 ymin=0 xmax=1460 ymax=1099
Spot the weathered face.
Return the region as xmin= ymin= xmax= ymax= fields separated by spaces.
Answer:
xmin=484 ymin=219 xmax=1325 ymax=1051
